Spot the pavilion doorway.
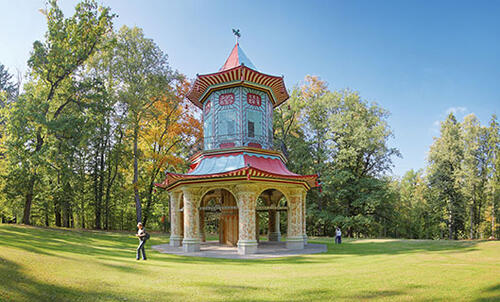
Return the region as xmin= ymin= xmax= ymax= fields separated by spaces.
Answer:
xmin=199 ymin=189 xmax=239 ymax=247
xmin=256 ymin=189 xmax=287 ymax=243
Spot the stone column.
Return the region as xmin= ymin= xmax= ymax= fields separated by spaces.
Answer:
xmin=235 ymin=186 xmax=258 ymax=255
xmin=302 ymin=191 xmax=308 ymax=245
xmin=256 ymin=211 xmax=260 ymax=243
xmin=286 ymin=189 xmax=304 ymax=250
xmin=268 ymin=210 xmax=281 ymax=241
xmin=182 ymin=188 xmax=201 ymax=252
xmin=169 ymin=191 xmax=183 ymax=247
xmin=199 ymin=210 xmax=206 ymax=242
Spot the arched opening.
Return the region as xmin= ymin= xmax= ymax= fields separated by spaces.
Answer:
xmin=199 ymin=189 xmax=239 ymax=246
xmin=256 ymin=189 xmax=287 ymax=243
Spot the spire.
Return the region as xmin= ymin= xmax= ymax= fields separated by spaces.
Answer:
xmin=220 ymin=43 xmax=257 ymax=71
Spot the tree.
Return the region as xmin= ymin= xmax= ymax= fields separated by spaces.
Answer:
xmin=139 ymin=78 xmax=201 ymax=227
xmin=6 ymin=0 xmax=114 ymax=225
xmin=486 ymin=115 xmax=500 ymax=238
xmin=276 ymin=76 xmax=399 ymax=237
xmin=0 ymin=63 xmax=18 ymax=106
xmin=428 ymin=113 xmax=465 ymax=239
xmin=460 ymin=114 xmax=488 ymax=239
xmin=112 ymin=25 xmax=178 ymax=224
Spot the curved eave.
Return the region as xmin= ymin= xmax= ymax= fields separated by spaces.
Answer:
xmin=155 ymin=167 xmax=318 ymax=192
xmin=186 ymin=65 xmax=289 ymax=109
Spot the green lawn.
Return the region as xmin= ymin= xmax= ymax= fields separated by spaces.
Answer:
xmin=0 ymin=224 xmax=498 ymax=301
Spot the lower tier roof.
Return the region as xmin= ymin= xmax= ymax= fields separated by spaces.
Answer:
xmin=156 ymin=151 xmax=317 ymax=191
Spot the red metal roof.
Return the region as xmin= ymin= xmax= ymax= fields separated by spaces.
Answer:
xmin=243 ymin=154 xmax=299 ymax=176
xmin=156 ymin=152 xmax=317 ymax=190
xmin=220 ymin=43 xmax=257 ymax=71
xmin=186 ymin=66 xmax=289 ymax=109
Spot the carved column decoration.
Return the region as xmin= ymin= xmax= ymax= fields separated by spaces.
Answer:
xmin=235 ymin=185 xmax=258 ymax=255
xmin=302 ymin=190 xmax=307 ymax=244
xmin=286 ymin=188 xmax=305 ymax=250
xmin=182 ymin=188 xmax=202 ymax=252
xmin=169 ymin=191 xmax=183 ymax=247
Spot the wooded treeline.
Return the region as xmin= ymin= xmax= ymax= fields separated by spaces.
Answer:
xmin=0 ymin=1 xmax=201 ymax=231
xmin=1 ymin=1 xmax=498 ymax=239
xmin=276 ymin=76 xmax=499 ymax=239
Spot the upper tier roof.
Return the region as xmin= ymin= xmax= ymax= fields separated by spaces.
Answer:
xmin=186 ymin=43 xmax=289 ymax=108
xmin=220 ymin=43 xmax=257 ymax=71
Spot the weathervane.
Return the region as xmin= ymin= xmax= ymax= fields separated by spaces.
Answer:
xmin=232 ymin=28 xmax=241 ymax=43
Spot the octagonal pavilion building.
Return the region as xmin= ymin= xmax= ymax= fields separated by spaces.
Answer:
xmin=157 ymin=42 xmax=318 ymax=255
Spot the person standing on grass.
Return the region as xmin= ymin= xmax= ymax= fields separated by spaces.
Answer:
xmin=335 ymin=227 xmax=342 ymax=244
xmin=136 ymin=222 xmax=147 ymax=260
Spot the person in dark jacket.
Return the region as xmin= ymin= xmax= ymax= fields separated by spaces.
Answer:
xmin=136 ymin=222 xmax=147 ymax=260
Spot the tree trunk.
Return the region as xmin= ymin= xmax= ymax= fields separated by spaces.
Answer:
xmin=493 ymin=198 xmax=496 ymax=238
xmin=23 ymin=129 xmax=44 ymax=225
xmin=93 ymin=144 xmax=101 ymax=229
xmin=448 ymin=207 xmax=453 ymax=240
xmin=54 ymin=199 xmax=62 ymax=227
xmin=142 ymin=178 xmax=157 ymax=227
xmin=22 ymin=175 xmax=36 ymax=225
xmin=97 ymin=136 xmax=106 ymax=228
xmin=470 ymin=203 xmax=474 ymax=239
xmin=44 ymin=202 xmax=49 ymax=227
xmin=81 ymin=198 xmax=85 ymax=229
xmin=133 ymin=125 xmax=142 ymax=223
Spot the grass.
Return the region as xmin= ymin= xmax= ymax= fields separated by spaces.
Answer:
xmin=0 ymin=224 xmax=499 ymax=301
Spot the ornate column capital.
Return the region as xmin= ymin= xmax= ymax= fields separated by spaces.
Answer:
xmin=169 ymin=191 xmax=183 ymax=205
xmin=287 ymin=187 xmax=307 ymax=198
xmin=234 ymin=184 xmax=259 ymax=208
xmin=181 ymin=187 xmax=203 ymax=206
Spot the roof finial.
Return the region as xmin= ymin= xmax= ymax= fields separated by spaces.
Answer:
xmin=232 ymin=28 xmax=241 ymax=44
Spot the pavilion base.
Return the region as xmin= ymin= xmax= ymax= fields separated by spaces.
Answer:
xmin=170 ymin=235 xmax=183 ymax=247
xmin=153 ymin=241 xmax=327 ymax=259
xmin=237 ymin=240 xmax=258 ymax=255
xmin=286 ymin=236 xmax=305 ymax=250
xmin=182 ymin=238 xmax=200 ymax=252
xmin=268 ymin=231 xmax=281 ymax=242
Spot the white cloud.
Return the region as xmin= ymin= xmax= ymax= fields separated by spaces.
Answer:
xmin=445 ymin=106 xmax=467 ymax=115
xmin=431 ymin=106 xmax=468 ymax=134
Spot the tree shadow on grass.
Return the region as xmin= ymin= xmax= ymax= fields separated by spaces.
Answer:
xmin=313 ymin=237 xmax=479 ymax=255
xmin=0 ymin=257 xmax=131 ymax=302
xmin=0 ymin=225 xmax=151 ymax=261
xmin=475 ymin=284 xmax=500 ymax=302
xmin=189 ymin=281 xmax=428 ymax=301
xmin=0 ymin=225 xmax=482 ymax=267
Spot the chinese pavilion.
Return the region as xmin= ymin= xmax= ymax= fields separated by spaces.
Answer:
xmin=157 ymin=40 xmax=318 ymax=255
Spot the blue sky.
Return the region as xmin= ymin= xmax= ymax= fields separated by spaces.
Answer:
xmin=1 ymin=1 xmax=499 ymax=176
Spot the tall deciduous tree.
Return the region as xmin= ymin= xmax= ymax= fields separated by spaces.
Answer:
xmin=6 ymin=0 xmax=114 ymax=225
xmin=112 ymin=25 xmax=177 ymax=224
xmin=276 ymin=76 xmax=399 ymax=237
xmin=486 ymin=115 xmax=500 ymax=238
xmin=460 ymin=114 xmax=488 ymax=239
xmin=428 ymin=113 xmax=465 ymax=239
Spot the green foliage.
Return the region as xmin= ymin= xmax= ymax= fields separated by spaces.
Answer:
xmin=1 ymin=1 xmax=498 ymax=240
xmin=427 ymin=113 xmax=465 ymax=239
xmin=0 ymin=1 xmax=199 ymax=231
xmin=275 ymin=76 xmax=400 ymax=237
